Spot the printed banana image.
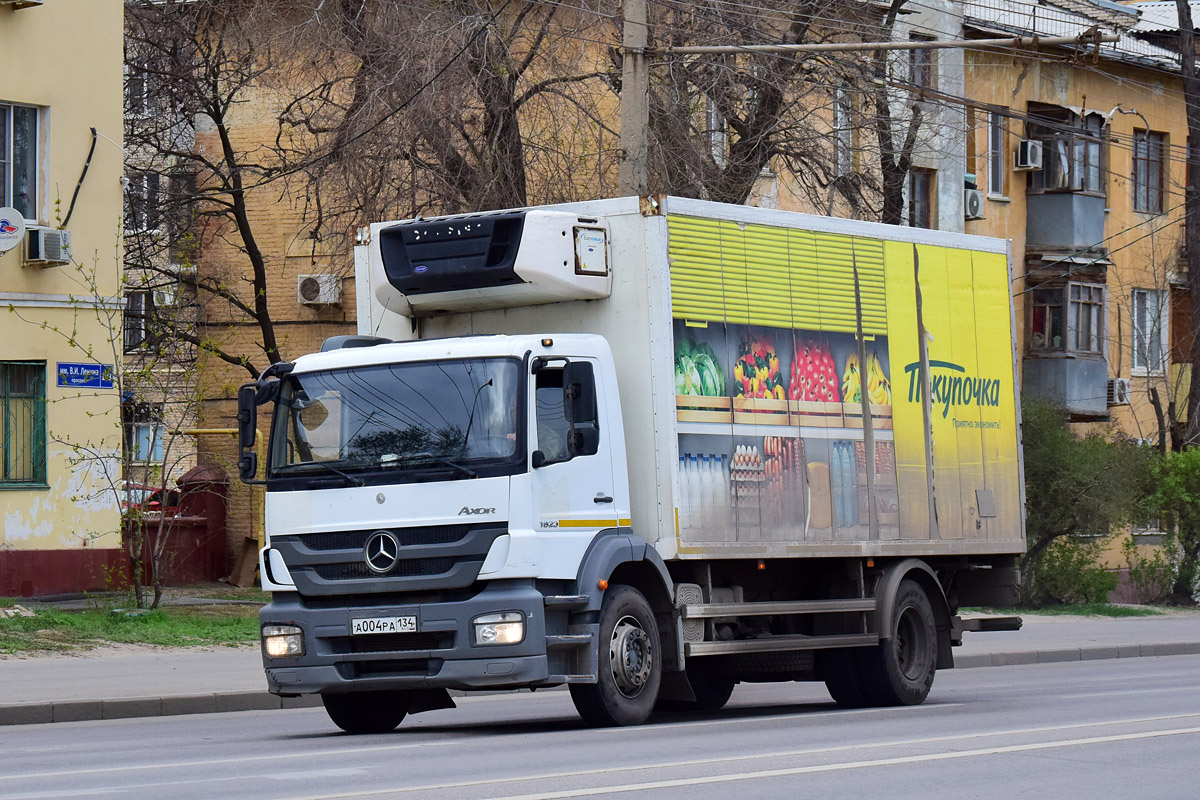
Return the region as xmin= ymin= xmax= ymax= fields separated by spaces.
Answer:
xmin=867 ymin=351 xmax=891 ymax=405
xmin=841 ymin=353 xmax=861 ymax=403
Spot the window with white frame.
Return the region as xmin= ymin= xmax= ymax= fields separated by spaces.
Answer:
xmin=125 ymin=171 xmax=162 ymax=233
xmin=1132 ymin=288 xmax=1168 ymax=373
xmin=122 ymin=402 xmax=164 ymax=463
xmin=705 ymin=95 xmax=728 ymax=167
xmin=1068 ymin=283 xmax=1104 ymax=353
xmin=834 ymin=88 xmax=853 ymax=177
xmin=1 ymin=102 xmax=39 ymax=221
xmin=988 ymin=110 xmax=1006 ymax=196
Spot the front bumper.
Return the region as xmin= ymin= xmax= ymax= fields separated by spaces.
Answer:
xmin=260 ymin=580 xmax=552 ymax=695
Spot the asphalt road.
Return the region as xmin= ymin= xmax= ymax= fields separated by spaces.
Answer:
xmin=2 ymin=656 xmax=1198 ymax=800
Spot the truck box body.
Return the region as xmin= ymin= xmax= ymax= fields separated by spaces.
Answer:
xmin=362 ymin=196 xmax=1025 ymax=564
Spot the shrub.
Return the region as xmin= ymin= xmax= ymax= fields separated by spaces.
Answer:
xmin=1026 ymin=537 xmax=1119 ymax=606
xmin=1121 ymin=534 xmax=1177 ymax=604
xmin=1020 ymin=396 xmax=1156 ymax=606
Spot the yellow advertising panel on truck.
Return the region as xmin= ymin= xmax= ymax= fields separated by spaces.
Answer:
xmin=667 ymin=215 xmax=1022 ymax=555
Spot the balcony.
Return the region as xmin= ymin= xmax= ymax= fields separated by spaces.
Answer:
xmin=1022 ymin=355 xmax=1108 ymax=418
xmin=1025 ymin=193 xmax=1105 ymax=251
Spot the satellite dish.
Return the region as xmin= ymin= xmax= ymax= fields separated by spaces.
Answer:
xmin=0 ymin=207 xmax=26 ymax=255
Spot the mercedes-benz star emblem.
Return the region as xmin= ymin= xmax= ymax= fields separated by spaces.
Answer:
xmin=364 ymin=531 xmax=400 ymax=574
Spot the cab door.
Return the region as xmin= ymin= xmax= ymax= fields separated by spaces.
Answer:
xmin=527 ymin=357 xmax=621 ymax=574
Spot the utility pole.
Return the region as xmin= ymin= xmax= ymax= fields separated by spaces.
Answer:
xmin=618 ymin=0 xmax=649 ymax=196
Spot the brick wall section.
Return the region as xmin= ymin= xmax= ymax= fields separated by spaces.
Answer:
xmin=191 ymin=108 xmax=357 ymax=565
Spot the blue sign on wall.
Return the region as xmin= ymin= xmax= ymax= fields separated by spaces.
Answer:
xmin=57 ymin=362 xmax=115 ymax=389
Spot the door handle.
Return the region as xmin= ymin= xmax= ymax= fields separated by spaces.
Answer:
xmin=594 ymin=495 xmax=614 ymax=504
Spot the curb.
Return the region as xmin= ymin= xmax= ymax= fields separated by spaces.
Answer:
xmin=4 ymin=643 xmax=1200 ymax=727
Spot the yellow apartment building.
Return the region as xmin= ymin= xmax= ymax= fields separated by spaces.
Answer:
xmin=0 ymin=0 xmax=125 ymax=595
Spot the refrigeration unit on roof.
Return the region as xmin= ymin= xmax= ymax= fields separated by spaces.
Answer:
xmin=373 ymin=210 xmax=612 ymax=317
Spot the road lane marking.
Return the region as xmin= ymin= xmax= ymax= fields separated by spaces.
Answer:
xmin=127 ymin=714 xmax=1200 ymax=800
xmin=4 ymin=709 xmax=1199 ymax=793
xmin=0 ymin=701 xmax=956 ymax=783
xmin=481 ymin=726 xmax=1200 ymax=800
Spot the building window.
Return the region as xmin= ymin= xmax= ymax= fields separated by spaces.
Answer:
xmin=124 ymin=291 xmax=150 ymax=352
xmin=1 ymin=362 xmax=46 ymax=485
xmin=1133 ymin=130 xmax=1166 ymax=214
xmin=909 ymin=36 xmax=935 ymax=91
xmin=1132 ymin=289 xmax=1167 ymax=373
xmin=125 ymin=171 xmax=162 ymax=233
xmin=1030 ymin=288 xmax=1064 ymax=351
xmin=907 ymin=168 xmax=935 ymax=229
xmin=123 ymin=402 xmax=164 ymax=463
xmin=1 ymin=103 xmax=39 ymax=221
xmin=834 ymin=88 xmax=853 ymax=177
xmin=1028 ymin=106 xmax=1106 ymax=196
xmin=705 ymin=95 xmax=728 ymax=167
xmin=988 ymin=110 xmax=1007 ymax=196
xmin=1029 ymin=282 xmax=1105 ymax=354
xmin=1069 ymin=283 xmax=1104 ymax=353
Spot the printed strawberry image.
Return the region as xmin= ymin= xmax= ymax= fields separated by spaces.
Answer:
xmin=788 ymin=340 xmax=841 ymax=403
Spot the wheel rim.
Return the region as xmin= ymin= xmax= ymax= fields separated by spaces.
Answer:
xmin=895 ymin=606 xmax=930 ymax=681
xmin=609 ymin=615 xmax=653 ymax=698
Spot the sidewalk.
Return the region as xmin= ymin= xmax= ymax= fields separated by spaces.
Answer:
xmin=2 ymin=612 xmax=1199 ymax=726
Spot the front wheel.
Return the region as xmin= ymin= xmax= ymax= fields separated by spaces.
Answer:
xmin=859 ymin=578 xmax=939 ymax=706
xmin=570 ymin=585 xmax=662 ymax=727
xmin=322 ymin=690 xmax=411 ymax=734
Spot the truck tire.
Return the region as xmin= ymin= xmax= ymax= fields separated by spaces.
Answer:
xmin=821 ymin=648 xmax=871 ymax=708
xmin=683 ymin=668 xmax=735 ymax=712
xmin=322 ymin=690 xmax=412 ymax=734
xmin=569 ymin=585 xmax=662 ymax=727
xmin=657 ymin=667 xmax=736 ymax=713
xmin=859 ymin=579 xmax=938 ymax=706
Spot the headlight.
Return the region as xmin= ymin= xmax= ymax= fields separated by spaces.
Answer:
xmin=472 ymin=611 xmax=525 ymax=646
xmin=262 ymin=624 xmax=305 ymax=658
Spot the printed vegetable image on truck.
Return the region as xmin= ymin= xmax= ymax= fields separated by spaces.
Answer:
xmin=238 ymin=197 xmax=1024 ymax=734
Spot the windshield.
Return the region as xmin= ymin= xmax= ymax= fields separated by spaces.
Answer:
xmin=268 ymin=357 xmax=521 ymax=479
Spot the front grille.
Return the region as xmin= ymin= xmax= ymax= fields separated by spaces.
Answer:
xmin=271 ymin=523 xmax=506 ymax=597
xmin=345 ymin=632 xmax=448 ymax=653
xmin=313 ymin=557 xmax=459 ymax=582
xmin=285 ymin=525 xmax=472 ymax=551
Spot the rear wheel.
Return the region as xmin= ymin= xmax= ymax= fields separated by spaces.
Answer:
xmin=322 ymin=690 xmax=411 ymax=734
xmin=570 ymin=585 xmax=662 ymax=727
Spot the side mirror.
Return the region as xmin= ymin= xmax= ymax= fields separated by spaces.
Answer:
xmin=569 ymin=426 xmax=600 ymax=457
xmin=532 ymin=449 xmax=547 ymax=469
xmin=238 ymin=452 xmax=258 ymax=483
xmin=237 ymin=384 xmax=258 ymax=450
xmin=563 ymin=361 xmax=597 ymax=424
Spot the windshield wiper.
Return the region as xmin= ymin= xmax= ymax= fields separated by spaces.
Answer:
xmin=280 ymin=462 xmax=365 ymax=487
xmin=398 ymin=452 xmax=478 ymax=479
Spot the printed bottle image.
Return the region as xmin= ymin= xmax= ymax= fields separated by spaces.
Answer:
xmin=678 ymin=454 xmax=690 ymax=530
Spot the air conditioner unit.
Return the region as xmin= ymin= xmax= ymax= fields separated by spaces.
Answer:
xmin=26 ymin=229 xmax=71 ymax=267
xmin=297 ymin=274 xmax=341 ymax=306
xmin=964 ymin=188 xmax=985 ymax=220
xmin=1107 ymin=377 xmax=1132 ymax=406
xmin=154 ymin=287 xmax=179 ymax=308
xmin=1014 ymin=139 xmax=1044 ymax=171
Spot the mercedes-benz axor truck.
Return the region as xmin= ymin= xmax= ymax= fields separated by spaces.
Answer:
xmin=237 ymin=196 xmax=1025 ymax=733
